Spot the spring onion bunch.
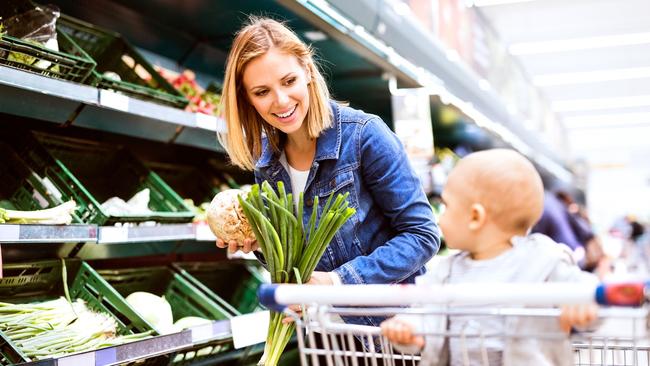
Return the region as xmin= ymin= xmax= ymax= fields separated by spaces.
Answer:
xmin=0 ymin=297 xmax=152 ymax=360
xmin=0 ymin=200 xmax=77 ymax=224
xmin=238 ymin=181 xmax=355 ymax=366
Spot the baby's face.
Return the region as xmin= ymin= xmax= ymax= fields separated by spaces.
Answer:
xmin=439 ymin=175 xmax=474 ymax=251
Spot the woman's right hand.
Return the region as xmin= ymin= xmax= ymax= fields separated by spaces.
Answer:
xmin=215 ymin=238 xmax=258 ymax=254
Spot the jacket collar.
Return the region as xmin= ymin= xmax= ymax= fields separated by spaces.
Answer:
xmin=255 ymin=101 xmax=341 ymax=170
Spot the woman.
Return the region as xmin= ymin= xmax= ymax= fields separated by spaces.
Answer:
xmin=216 ymin=17 xmax=439 ymax=320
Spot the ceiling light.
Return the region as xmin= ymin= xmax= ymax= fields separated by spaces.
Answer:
xmin=303 ymin=30 xmax=328 ymax=42
xmin=510 ymin=32 xmax=650 ymax=55
xmin=534 ymin=67 xmax=650 ymax=86
xmin=553 ymin=95 xmax=650 ymax=112
xmin=469 ymin=0 xmax=536 ymax=7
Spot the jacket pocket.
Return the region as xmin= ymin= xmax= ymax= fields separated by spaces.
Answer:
xmin=315 ymin=169 xmax=355 ymax=203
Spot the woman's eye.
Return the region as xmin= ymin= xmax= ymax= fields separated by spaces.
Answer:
xmin=254 ymin=90 xmax=268 ymax=97
xmin=285 ymin=77 xmax=296 ymax=85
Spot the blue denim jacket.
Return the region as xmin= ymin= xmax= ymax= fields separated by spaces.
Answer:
xmin=255 ymin=102 xmax=440 ymax=323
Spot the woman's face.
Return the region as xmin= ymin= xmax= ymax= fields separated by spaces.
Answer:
xmin=242 ymin=48 xmax=311 ymax=137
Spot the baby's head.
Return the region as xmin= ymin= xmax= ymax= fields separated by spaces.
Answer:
xmin=439 ymin=149 xmax=544 ymax=258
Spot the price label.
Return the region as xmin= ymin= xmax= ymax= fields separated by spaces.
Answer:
xmin=195 ymin=113 xmax=218 ymax=130
xmin=0 ymin=225 xmax=20 ymax=242
xmin=190 ymin=323 xmax=215 ymax=343
xmin=194 ymin=222 xmax=216 ymax=241
xmin=99 ymin=227 xmax=129 ymax=243
xmin=58 ymin=351 xmax=95 ymax=366
xmin=100 ymin=90 xmax=130 ymax=112
xmin=231 ymin=310 xmax=269 ymax=349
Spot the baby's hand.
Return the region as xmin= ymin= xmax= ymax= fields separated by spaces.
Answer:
xmin=559 ymin=304 xmax=599 ymax=333
xmin=380 ymin=317 xmax=425 ymax=348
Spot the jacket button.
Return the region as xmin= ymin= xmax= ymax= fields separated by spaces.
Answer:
xmin=306 ymin=199 xmax=314 ymax=207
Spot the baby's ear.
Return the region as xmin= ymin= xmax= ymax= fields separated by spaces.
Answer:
xmin=468 ymin=203 xmax=486 ymax=230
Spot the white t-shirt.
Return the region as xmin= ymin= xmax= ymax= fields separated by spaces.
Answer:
xmin=279 ymin=152 xmax=309 ymax=207
xmin=279 ymin=152 xmax=343 ymax=286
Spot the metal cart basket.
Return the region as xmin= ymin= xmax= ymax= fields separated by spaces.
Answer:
xmin=259 ymin=282 xmax=650 ymax=366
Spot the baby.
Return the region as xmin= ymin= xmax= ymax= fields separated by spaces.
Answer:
xmin=381 ymin=149 xmax=598 ymax=366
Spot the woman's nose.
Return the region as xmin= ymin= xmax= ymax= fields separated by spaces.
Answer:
xmin=274 ymin=90 xmax=290 ymax=105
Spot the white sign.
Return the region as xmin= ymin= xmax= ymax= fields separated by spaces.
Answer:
xmin=195 ymin=113 xmax=218 ymax=131
xmin=230 ymin=310 xmax=270 ymax=349
xmin=391 ymin=88 xmax=434 ymax=193
xmin=99 ymin=90 xmax=130 ymax=112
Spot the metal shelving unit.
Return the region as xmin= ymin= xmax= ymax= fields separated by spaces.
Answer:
xmin=0 ymin=66 xmax=224 ymax=153
xmin=0 ymin=223 xmax=205 ymax=244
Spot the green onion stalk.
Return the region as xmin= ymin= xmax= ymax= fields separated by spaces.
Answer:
xmin=238 ymin=181 xmax=355 ymax=366
xmin=0 ymin=261 xmax=152 ymax=361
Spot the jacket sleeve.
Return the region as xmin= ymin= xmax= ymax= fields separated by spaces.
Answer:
xmin=333 ymin=117 xmax=441 ymax=285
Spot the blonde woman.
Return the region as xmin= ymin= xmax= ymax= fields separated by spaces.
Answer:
xmin=216 ymin=17 xmax=440 ymax=326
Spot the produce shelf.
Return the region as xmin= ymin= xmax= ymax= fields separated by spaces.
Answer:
xmin=0 ymin=224 xmax=97 ymax=243
xmin=0 ymin=66 xmax=224 ymax=153
xmin=94 ymin=265 xmax=235 ymax=364
xmin=0 ymin=65 xmax=96 ymax=124
xmin=97 ymin=224 xmax=195 ymax=244
xmin=15 ymin=331 xmax=191 ymax=366
xmin=0 ymin=259 xmax=155 ymax=365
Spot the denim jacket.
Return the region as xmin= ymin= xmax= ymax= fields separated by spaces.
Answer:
xmin=255 ymin=102 xmax=440 ymax=321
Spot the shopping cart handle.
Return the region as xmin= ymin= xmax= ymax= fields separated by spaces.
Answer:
xmin=258 ymin=284 xmax=286 ymax=312
xmin=595 ymin=281 xmax=650 ymax=306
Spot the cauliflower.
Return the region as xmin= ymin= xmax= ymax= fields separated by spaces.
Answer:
xmin=207 ymin=188 xmax=254 ymax=243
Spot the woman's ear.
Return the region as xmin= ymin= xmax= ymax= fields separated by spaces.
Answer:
xmin=468 ymin=203 xmax=486 ymax=231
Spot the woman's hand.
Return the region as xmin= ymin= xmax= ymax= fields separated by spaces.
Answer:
xmin=306 ymin=271 xmax=334 ymax=285
xmin=215 ymin=238 xmax=258 ymax=254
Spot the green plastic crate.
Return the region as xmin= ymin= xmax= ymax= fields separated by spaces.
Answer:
xmin=95 ymin=265 xmax=234 ymax=365
xmin=9 ymin=130 xmax=195 ymax=225
xmin=146 ymin=161 xmax=228 ymax=206
xmin=0 ymin=29 xmax=95 ymax=83
xmin=0 ymin=142 xmax=72 ymax=217
xmin=57 ymin=15 xmax=188 ymax=109
xmin=95 ymin=265 xmax=232 ymax=323
xmin=0 ymin=259 xmax=154 ymax=365
xmin=173 ymin=262 xmax=267 ymax=315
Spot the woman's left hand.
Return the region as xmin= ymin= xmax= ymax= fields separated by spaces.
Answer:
xmin=306 ymin=271 xmax=334 ymax=285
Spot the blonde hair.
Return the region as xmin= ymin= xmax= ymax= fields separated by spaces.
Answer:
xmin=218 ymin=17 xmax=331 ymax=170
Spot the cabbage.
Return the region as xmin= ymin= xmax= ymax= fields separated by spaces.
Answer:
xmin=126 ymin=292 xmax=174 ymax=334
xmin=173 ymin=316 xmax=212 ymax=330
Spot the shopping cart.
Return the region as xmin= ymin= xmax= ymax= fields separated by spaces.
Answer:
xmin=259 ymin=282 xmax=650 ymax=366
